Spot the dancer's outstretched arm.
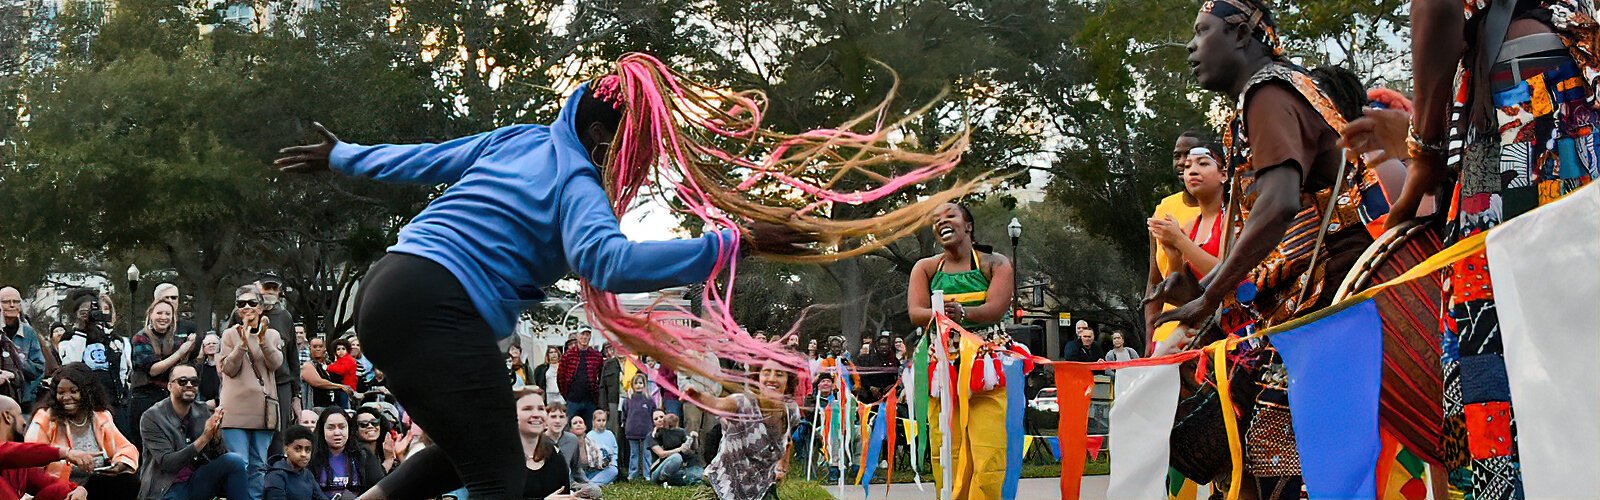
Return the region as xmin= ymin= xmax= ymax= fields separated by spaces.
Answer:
xmin=680 ymin=386 xmax=736 ymax=414
xmin=275 ymin=122 xmax=510 ymax=185
xmin=558 ymin=174 xmax=733 ymax=293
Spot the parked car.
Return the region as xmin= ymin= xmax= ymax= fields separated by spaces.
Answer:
xmin=1028 ymin=388 xmax=1057 ymax=413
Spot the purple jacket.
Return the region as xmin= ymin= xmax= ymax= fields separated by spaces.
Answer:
xmin=621 ymin=393 xmax=656 ymax=440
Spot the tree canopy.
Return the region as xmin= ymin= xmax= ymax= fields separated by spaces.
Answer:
xmin=0 ymin=0 xmax=1408 ymax=342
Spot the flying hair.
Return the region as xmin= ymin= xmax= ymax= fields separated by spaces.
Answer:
xmin=579 ymin=53 xmax=988 ymax=415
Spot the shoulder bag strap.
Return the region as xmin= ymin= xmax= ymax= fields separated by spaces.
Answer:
xmin=1471 ymin=0 xmax=1519 ymax=131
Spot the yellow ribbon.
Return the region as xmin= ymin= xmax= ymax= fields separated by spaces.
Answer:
xmin=1209 ymin=338 xmax=1244 ymax=500
xmin=954 ymin=330 xmax=982 ymax=496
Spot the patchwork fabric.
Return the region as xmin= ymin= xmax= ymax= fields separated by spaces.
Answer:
xmin=1448 ymin=466 xmax=1474 ymax=498
xmin=1472 ymin=455 xmax=1521 ymax=500
xmin=1495 ymin=83 xmax=1537 ymax=144
xmin=1527 ymin=74 xmax=1554 ymax=116
xmin=1454 ymin=300 xmax=1503 ymax=356
xmin=1442 ymin=331 xmax=1462 ymax=365
xmin=1442 ymin=412 xmax=1473 ymax=471
xmin=1460 ymin=354 xmax=1512 ymax=404
xmin=1449 ymin=253 xmax=1495 ymax=304
xmin=1443 ymin=359 xmax=1464 ymax=418
xmin=1444 ymin=5 xmax=1598 ymax=496
xmin=1499 ymin=141 xmax=1534 ymax=188
xmin=1464 ymin=402 xmax=1515 ymax=460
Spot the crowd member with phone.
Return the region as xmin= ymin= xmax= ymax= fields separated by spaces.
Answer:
xmin=218 ymin=285 xmax=286 ymax=499
xmin=128 ymin=299 xmax=199 ymax=449
xmin=137 ymin=364 xmax=251 ymax=500
xmin=24 ymin=363 xmax=139 ymax=498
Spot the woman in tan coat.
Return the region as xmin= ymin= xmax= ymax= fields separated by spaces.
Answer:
xmin=219 ymin=284 xmax=284 ymax=499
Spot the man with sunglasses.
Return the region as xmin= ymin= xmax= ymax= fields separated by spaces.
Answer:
xmin=138 ymin=364 xmax=252 ymax=500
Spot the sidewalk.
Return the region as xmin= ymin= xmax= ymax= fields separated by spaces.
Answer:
xmin=829 ymin=476 xmax=1110 ymax=500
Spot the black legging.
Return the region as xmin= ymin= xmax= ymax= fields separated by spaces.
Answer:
xmin=357 ymin=253 xmax=524 ymax=498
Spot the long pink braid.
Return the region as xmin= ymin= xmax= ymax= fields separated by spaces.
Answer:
xmin=582 ymin=53 xmax=981 ymax=416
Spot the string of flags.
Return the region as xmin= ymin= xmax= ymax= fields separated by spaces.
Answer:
xmin=804 ymin=184 xmax=1595 ymax=500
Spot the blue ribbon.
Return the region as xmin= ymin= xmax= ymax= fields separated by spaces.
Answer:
xmin=1002 ymin=358 xmax=1026 ymax=499
xmin=859 ymin=401 xmax=889 ymax=494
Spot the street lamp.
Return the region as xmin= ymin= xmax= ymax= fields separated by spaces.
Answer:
xmin=1007 ymin=217 xmax=1022 ymax=323
xmin=126 ymin=264 xmax=140 ymax=334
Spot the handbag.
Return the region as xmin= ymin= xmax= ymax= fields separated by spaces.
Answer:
xmin=1169 ymin=342 xmax=1268 ymax=483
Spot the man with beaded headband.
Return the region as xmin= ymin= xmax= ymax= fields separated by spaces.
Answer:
xmin=1155 ymin=0 xmax=1379 ymax=497
xmin=273 ymin=53 xmax=978 ymax=498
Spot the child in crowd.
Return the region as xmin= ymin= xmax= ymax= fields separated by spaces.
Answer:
xmin=585 ymin=410 xmax=619 ymax=485
xmin=547 ymin=403 xmax=594 ymax=490
xmin=621 ymin=373 xmax=656 ymax=481
xmin=266 ymin=425 xmax=330 ymax=500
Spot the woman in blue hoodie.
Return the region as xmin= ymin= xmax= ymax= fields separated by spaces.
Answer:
xmin=275 ymin=53 xmax=972 ymax=497
xmin=272 ymin=75 xmax=823 ymax=497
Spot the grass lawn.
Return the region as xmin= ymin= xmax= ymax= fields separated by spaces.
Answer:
xmin=600 ymin=479 xmax=834 ymax=500
xmin=599 ymin=456 xmax=1108 ymax=497
xmin=807 ymin=456 xmax=1108 ymax=485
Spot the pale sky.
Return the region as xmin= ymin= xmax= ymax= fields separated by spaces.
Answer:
xmin=617 ymin=198 xmax=685 ymax=241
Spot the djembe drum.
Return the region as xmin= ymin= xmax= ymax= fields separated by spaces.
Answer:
xmin=1332 ymin=218 xmax=1446 ymax=465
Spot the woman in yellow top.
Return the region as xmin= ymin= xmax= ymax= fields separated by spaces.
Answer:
xmin=908 ymin=202 xmax=1014 ymax=499
xmin=1144 ymin=132 xmax=1207 ymax=353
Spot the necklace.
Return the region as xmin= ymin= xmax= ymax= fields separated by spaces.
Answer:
xmin=67 ymin=413 xmax=90 ymax=427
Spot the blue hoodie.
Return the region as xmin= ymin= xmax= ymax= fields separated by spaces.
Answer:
xmin=264 ymin=456 xmax=328 ymax=500
xmin=330 ymin=84 xmax=731 ymax=337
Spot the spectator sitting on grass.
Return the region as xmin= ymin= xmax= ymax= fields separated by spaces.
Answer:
xmin=582 ymin=410 xmax=618 ymax=486
xmin=648 ymin=412 xmax=700 ymax=487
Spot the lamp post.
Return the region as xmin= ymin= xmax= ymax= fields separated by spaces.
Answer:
xmin=126 ymin=264 xmax=140 ymax=334
xmin=1007 ymin=217 xmax=1022 ymax=324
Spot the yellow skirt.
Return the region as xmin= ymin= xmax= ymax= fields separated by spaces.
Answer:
xmin=929 ymin=387 xmax=1008 ymax=500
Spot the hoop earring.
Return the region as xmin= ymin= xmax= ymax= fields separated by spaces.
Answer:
xmin=589 ymin=142 xmax=612 ymax=166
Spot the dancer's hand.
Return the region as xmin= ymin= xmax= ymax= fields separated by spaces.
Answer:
xmin=274 ymin=122 xmax=340 ymax=173
xmin=742 ymin=214 xmax=820 ymax=257
xmin=1339 ymin=107 xmax=1411 ymax=166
